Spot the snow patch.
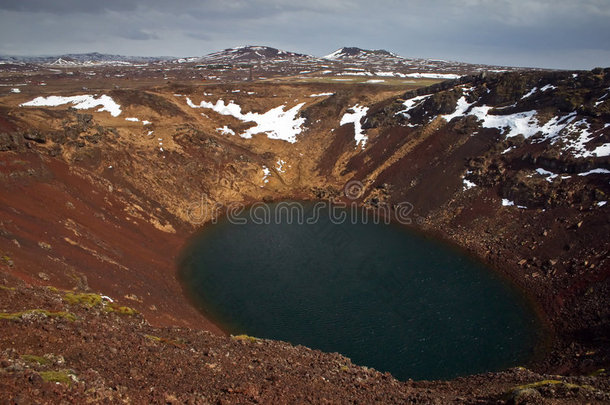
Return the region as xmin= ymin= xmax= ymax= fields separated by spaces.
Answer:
xmin=216 ymin=126 xmax=235 ymax=136
xmin=502 ymin=198 xmax=527 ymax=209
xmin=10 ymin=88 xmax=20 ymax=93
xmin=441 ymin=95 xmax=474 ymax=122
xmin=463 ymin=178 xmax=477 ymax=190
xmin=592 ymin=143 xmax=610 ymax=157
xmin=21 ymin=95 xmax=122 ymax=117
xmin=521 ymin=87 xmax=538 ymax=99
xmin=404 ymin=73 xmax=461 ymax=80
xmin=397 ymin=94 xmax=432 ymax=118
xmin=262 ymin=166 xmax=271 ymax=185
xmin=340 ymin=104 xmax=369 ymax=149
xmin=186 ymin=97 xmax=306 ymax=143
xmin=470 ymin=107 xmax=538 ymax=138
xmin=577 ymin=168 xmax=610 ymax=176
xmin=374 ymin=71 xmax=404 ymax=77
xmin=309 ymin=92 xmax=334 ymax=97
xmin=535 ymin=168 xmax=558 ymax=182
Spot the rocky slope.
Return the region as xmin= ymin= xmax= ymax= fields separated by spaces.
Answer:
xmin=1 ymin=276 xmax=608 ymax=404
xmin=0 ymin=63 xmax=609 ymax=402
xmin=323 ymin=46 xmax=522 ymax=76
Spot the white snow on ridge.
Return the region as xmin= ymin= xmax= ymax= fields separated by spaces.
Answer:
xmin=11 ymin=88 xmax=20 ymax=93
xmin=521 ymin=87 xmax=538 ymax=99
xmin=577 ymin=168 xmax=610 ymax=176
xmin=595 ymin=87 xmax=610 ymax=107
xmin=521 ymin=84 xmax=555 ymax=100
xmin=262 ymin=166 xmax=271 ymax=185
xmin=216 ymin=126 xmax=235 ymax=136
xmin=592 ymin=143 xmax=610 ymax=156
xmin=186 ymin=97 xmax=306 ymax=143
xmin=337 ymin=71 xmax=371 ymax=76
xmin=502 ymin=199 xmax=527 ymax=209
xmin=323 ymin=49 xmax=344 ymax=59
xmin=397 ymin=94 xmax=432 ymax=118
xmin=463 ymin=178 xmax=477 ymax=190
xmin=375 ymin=71 xmax=397 ymax=77
xmin=126 ymin=117 xmax=152 ymax=126
xmin=535 ymin=168 xmax=558 ymax=182
xmin=21 ymin=95 xmax=122 ymax=117
xmin=469 ymin=107 xmax=539 ymax=138
xmin=442 ymin=95 xmax=474 ymax=122
xmin=540 ymin=84 xmax=557 ymax=92
xmin=309 ymin=92 xmax=334 ymax=97
xmin=440 ymin=96 xmax=609 ymax=157
xmin=404 ymin=73 xmax=461 ymax=80
xmin=340 ymin=104 xmax=369 ymax=149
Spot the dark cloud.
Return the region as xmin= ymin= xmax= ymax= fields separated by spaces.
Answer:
xmin=186 ymin=32 xmax=212 ymax=41
xmin=120 ymin=29 xmax=159 ymax=41
xmin=0 ymin=0 xmax=608 ymax=69
xmin=0 ymin=0 xmax=139 ymax=14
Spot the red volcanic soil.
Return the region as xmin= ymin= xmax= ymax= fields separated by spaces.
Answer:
xmin=0 ymin=151 xmax=221 ymax=333
xmin=1 ymin=276 xmax=608 ymax=404
xmin=0 ymin=66 xmax=609 ymax=402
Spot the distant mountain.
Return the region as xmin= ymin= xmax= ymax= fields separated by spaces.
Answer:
xmin=324 ymin=47 xmax=397 ymax=60
xmin=0 ymin=46 xmax=529 ymax=76
xmin=192 ymin=46 xmax=311 ymax=64
xmin=0 ymin=52 xmax=169 ymax=66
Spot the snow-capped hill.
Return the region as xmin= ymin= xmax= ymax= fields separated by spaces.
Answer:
xmin=198 ymin=46 xmax=310 ymax=63
xmin=371 ymin=69 xmax=610 ymax=160
xmin=49 ymin=58 xmax=79 ymax=66
xmin=324 ymin=47 xmax=396 ymax=60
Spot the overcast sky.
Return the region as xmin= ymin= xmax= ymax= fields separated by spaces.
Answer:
xmin=0 ymin=0 xmax=608 ymax=69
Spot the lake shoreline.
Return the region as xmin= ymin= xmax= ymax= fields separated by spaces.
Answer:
xmin=176 ymin=198 xmax=549 ymax=380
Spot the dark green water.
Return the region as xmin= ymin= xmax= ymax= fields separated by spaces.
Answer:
xmin=179 ymin=202 xmax=541 ymax=381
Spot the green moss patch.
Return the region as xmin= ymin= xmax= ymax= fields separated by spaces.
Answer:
xmin=40 ymin=370 xmax=73 ymax=385
xmin=21 ymin=354 xmax=51 ymax=365
xmin=510 ymin=379 xmax=595 ymax=392
xmin=63 ymin=292 xmax=102 ymax=307
xmin=232 ymin=334 xmax=259 ymax=343
xmin=144 ymin=334 xmax=187 ymax=349
xmin=590 ymin=369 xmax=606 ymax=377
xmin=1 ymin=254 xmax=14 ymax=267
xmin=104 ymin=303 xmax=138 ymax=316
xmin=0 ymin=309 xmax=77 ymax=322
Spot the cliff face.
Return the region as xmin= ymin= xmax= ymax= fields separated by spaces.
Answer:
xmin=336 ymin=69 xmax=610 ymax=374
xmin=0 ymin=67 xmax=609 ymax=401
